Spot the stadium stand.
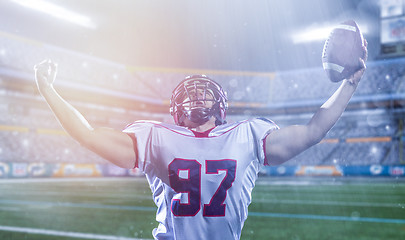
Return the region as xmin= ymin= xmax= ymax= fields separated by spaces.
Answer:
xmin=0 ymin=32 xmax=404 ymax=170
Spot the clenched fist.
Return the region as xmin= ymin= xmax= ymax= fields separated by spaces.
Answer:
xmin=34 ymin=59 xmax=58 ymax=93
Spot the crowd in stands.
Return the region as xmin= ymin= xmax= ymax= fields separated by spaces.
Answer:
xmin=0 ymin=32 xmax=404 ymax=166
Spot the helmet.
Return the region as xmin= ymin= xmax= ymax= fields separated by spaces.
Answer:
xmin=170 ymin=75 xmax=228 ymax=126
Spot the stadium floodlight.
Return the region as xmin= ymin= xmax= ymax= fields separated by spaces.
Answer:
xmin=11 ymin=0 xmax=96 ymax=29
xmin=292 ymin=23 xmax=368 ymax=44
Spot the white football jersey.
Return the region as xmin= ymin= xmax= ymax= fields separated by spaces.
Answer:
xmin=123 ymin=118 xmax=279 ymax=240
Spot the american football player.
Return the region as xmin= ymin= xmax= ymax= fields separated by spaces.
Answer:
xmin=34 ymin=43 xmax=366 ymax=239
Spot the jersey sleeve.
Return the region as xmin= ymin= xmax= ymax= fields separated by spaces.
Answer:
xmin=249 ymin=118 xmax=280 ymax=166
xmin=122 ymin=121 xmax=157 ymax=170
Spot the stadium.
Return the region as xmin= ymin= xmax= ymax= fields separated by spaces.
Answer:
xmin=0 ymin=0 xmax=404 ymax=239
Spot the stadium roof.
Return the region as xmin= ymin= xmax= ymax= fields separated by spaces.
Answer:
xmin=0 ymin=0 xmax=380 ymax=72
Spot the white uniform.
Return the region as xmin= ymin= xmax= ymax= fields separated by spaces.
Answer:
xmin=123 ymin=118 xmax=279 ymax=240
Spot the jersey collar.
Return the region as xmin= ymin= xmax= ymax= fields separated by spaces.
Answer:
xmin=190 ymin=127 xmax=216 ymax=138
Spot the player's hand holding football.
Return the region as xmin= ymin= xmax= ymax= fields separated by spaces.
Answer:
xmin=347 ymin=39 xmax=368 ymax=86
xmin=34 ymin=59 xmax=58 ymax=94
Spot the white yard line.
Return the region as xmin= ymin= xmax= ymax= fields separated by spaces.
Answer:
xmin=253 ymin=198 xmax=404 ymax=208
xmin=0 ymin=177 xmax=145 ymax=184
xmin=0 ymin=225 xmax=151 ymax=240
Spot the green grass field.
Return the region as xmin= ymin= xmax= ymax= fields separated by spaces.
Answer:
xmin=0 ymin=177 xmax=404 ymax=240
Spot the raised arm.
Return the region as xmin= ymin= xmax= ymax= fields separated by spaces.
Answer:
xmin=34 ymin=60 xmax=136 ymax=169
xmin=265 ymin=54 xmax=367 ymax=165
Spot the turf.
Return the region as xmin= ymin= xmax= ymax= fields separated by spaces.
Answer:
xmin=0 ymin=177 xmax=404 ymax=240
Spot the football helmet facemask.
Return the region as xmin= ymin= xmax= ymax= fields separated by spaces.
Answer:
xmin=170 ymin=75 xmax=228 ymax=127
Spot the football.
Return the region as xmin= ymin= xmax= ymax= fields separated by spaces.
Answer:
xmin=322 ymin=20 xmax=365 ymax=82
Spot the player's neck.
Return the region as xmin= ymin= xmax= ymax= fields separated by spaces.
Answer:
xmin=192 ymin=118 xmax=216 ymax=133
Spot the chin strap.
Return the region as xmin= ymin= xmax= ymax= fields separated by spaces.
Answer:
xmin=210 ymin=102 xmax=226 ymax=126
